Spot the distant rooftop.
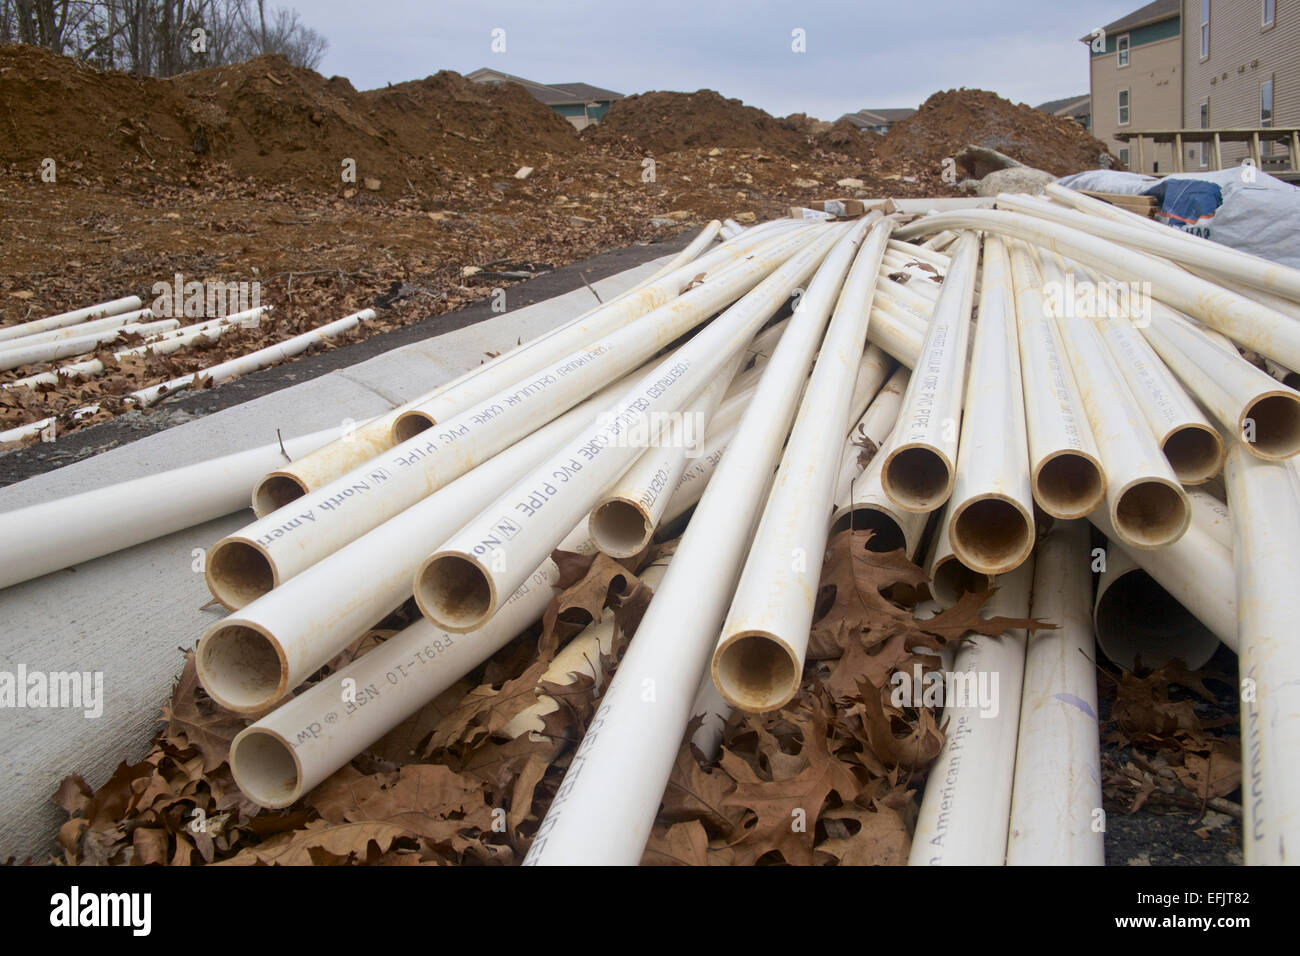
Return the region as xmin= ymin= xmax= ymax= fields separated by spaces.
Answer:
xmin=466 ymin=68 xmax=623 ymax=106
xmin=1036 ymin=94 xmax=1091 ymax=118
xmin=839 ymin=107 xmax=916 ymax=129
xmin=1079 ymin=0 xmax=1180 ymax=42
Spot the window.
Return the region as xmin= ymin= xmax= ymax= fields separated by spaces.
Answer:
xmin=1201 ymin=0 xmax=1211 ymax=58
xmin=1262 ymin=77 xmax=1274 ymax=126
xmin=1117 ymin=34 xmax=1130 ymax=67
xmin=1263 ymin=0 xmax=1276 ymax=28
xmin=1200 ymin=102 xmax=1210 ymax=167
xmin=1119 ymin=148 xmax=1130 ymax=169
xmin=1118 ymin=89 xmax=1130 ymax=126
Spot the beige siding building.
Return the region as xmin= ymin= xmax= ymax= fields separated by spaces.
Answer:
xmin=1086 ymin=0 xmax=1183 ymax=174
xmin=1182 ymin=0 xmax=1300 ymax=169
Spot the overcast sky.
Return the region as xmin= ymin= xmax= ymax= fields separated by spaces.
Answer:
xmin=306 ymin=0 xmax=1145 ymax=118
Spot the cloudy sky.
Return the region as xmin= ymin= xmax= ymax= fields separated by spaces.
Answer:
xmin=306 ymin=0 xmax=1146 ymax=118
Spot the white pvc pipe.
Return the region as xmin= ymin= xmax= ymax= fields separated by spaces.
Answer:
xmin=830 ymin=365 xmax=909 ymax=517
xmin=213 ymin=227 xmax=824 ymax=601
xmin=418 ymin=225 xmax=852 ymax=634
xmin=524 ymin=226 xmax=858 ymax=867
xmin=711 ymin=217 xmax=896 ymax=713
xmin=1088 ymin=504 xmax=1236 ymax=652
xmin=1038 ymin=253 xmax=1188 ymax=549
xmin=1224 ymin=443 xmax=1300 ymax=864
xmin=0 ymin=419 xmax=363 ymax=591
xmin=1093 ymin=540 xmax=1222 ymax=670
xmin=0 ymin=319 xmax=179 ymax=372
xmin=0 ymin=308 xmax=153 ymax=350
xmin=1006 ymin=519 xmax=1104 ymax=866
xmin=946 ymin=236 xmax=1034 ymax=575
xmin=881 ymin=233 xmax=981 ymax=513
xmin=1187 ymin=488 xmax=1231 ymax=549
xmin=4 ymin=308 xmax=268 ymax=390
xmin=1138 ymin=301 xmax=1300 ymax=460
xmin=925 ymin=501 xmax=993 ymax=608
xmin=832 ymin=423 xmax=929 ymax=557
xmin=896 ymin=207 xmax=1300 ymax=371
xmin=0 ymin=295 xmax=142 ymax=343
xmin=229 ymin=524 xmax=594 ymax=807
xmin=909 ymin=555 xmax=1035 ymax=865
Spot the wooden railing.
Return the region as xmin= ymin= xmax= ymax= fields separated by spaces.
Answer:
xmin=1112 ymin=127 xmax=1300 ymax=174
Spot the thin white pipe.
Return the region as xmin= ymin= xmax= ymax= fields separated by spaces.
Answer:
xmin=896 ymin=208 xmax=1300 ymax=371
xmin=523 ymin=226 xmax=857 ymax=867
xmin=212 ymin=227 xmax=825 ymax=602
xmin=831 ymin=365 xmax=909 ymax=516
xmin=0 ymin=319 xmax=179 ymax=372
xmin=0 ymin=295 xmax=142 ymax=343
xmin=197 ymin=377 xmax=636 ymax=709
xmin=920 ymin=230 xmax=960 ymax=252
xmin=1187 ymin=488 xmax=1231 ymax=549
xmin=229 ymin=523 xmax=594 ymax=807
xmin=417 ymin=225 xmax=852 ymax=634
xmin=832 ymin=423 xmax=929 ymax=557
xmin=0 ymin=308 xmax=153 ymax=350
xmin=888 ymin=238 xmax=952 ymax=267
xmin=4 ymin=308 xmax=268 ymax=390
xmin=925 ymin=500 xmax=993 ymax=608
xmin=1006 ymin=241 xmax=1105 ymax=518
xmin=946 ymin=236 xmax=1034 ymax=575
xmin=1138 ymin=301 xmax=1300 ymax=460
xmin=0 ymin=419 xmax=363 ymax=591
xmin=712 ymin=218 xmax=897 ymax=713
xmin=881 ymin=232 xmax=980 ymax=513
xmin=249 ymin=222 xmax=792 ymax=514
xmin=1224 ymin=443 xmax=1300 ymax=864
xmin=909 ymin=555 xmax=1035 ymax=865
xmin=1088 ymin=504 xmax=1237 ymax=652
xmin=1006 ymin=519 xmax=1104 ymax=866
xmin=1039 ymin=252 xmax=1189 ymax=548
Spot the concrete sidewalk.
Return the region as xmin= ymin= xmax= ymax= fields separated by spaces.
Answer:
xmin=0 ymin=251 xmax=672 ymax=861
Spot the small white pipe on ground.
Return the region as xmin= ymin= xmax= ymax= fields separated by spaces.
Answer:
xmin=0 ymin=295 xmax=143 ymax=343
xmin=0 ymin=307 xmax=153 ymax=350
xmin=0 ymin=319 xmax=179 ymax=372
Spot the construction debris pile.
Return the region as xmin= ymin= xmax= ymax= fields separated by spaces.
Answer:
xmin=11 ymin=186 xmax=1298 ymax=865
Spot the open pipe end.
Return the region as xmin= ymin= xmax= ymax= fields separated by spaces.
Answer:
xmin=252 ymin=472 xmax=309 ymax=518
xmin=589 ymin=498 xmax=654 ymax=559
xmin=205 ymin=537 xmax=278 ymax=610
xmin=196 ymin=621 xmax=287 ymax=713
xmin=1032 ymin=450 xmax=1105 ymax=519
xmin=229 ymin=727 xmax=303 ymax=809
xmin=1094 ymin=568 xmax=1220 ymax=670
xmin=391 ymin=410 xmax=435 ymax=444
xmin=829 ymin=507 xmax=909 ymax=553
xmin=1241 ymin=392 xmax=1300 ymax=460
xmin=930 ymin=554 xmax=994 ymax=608
xmin=949 ymin=496 xmax=1034 ymax=575
xmin=712 ymin=632 xmax=800 ymax=713
xmin=881 ymin=444 xmax=954 ymax=514
xmin=1161 ymin=424 xmax=1225 ymax=485
xmin=1112 ymin=478 xmax=1190 ymax=550
xmin=415 ymin=552 xmax=497 ymax=633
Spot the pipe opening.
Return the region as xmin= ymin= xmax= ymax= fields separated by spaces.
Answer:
xmin=714 ymin=634 xmax=798 ymax=712
xmin=883 ymin=446 xmax=951 ymax=511
xmin=590 ymin=499 xmax=653 ymax=559
xmin=253 ymin=474 xmax=308 ymax=517
xmin=1161 ymin=426 xmax=1224 ymax=485
xmin=1034 ymin=452 xmax=1104 ymax=518
xmin=1095 ymin=569 xmax=1220 ymax=670
xmin=206 ymin=539 xmax=276 ymax=609
xmin=230 ymin=729 xmax=301 ymax=809
xmin=197 ymin=624 xmax=284 ymax=712
xmin=419 ymin=555 xmax=493 ymax=631
xmin=1114 ymin=481 xmax=1188 ymax=549
xmin=829 ymin=508 xmax=907 ymax=552
xmin=1243 ymin=393 xmax=1300 ymax=459
xmin=950 ymin=498 xmax=1032 ymax=573
xmin=392 ymin=411 xmax=434 ymax=443
xmin=930 ymin=555 xmax=993 ymax=608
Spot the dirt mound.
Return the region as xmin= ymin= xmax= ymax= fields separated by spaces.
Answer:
xmin=877 ymin=88 xmax=1115 ymax=177
xmin=0 ymin=46 xmax=582 ymax=195
xmin=813 ymin=119 xmax=879 ymax=161
xmin=587 ymin=89 xmax=810 ymax=156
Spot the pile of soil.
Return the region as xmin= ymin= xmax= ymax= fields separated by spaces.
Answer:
xmin=878 ymin=88 xmax=1117 ymax=179
xmin=0 ymin=46 xmax=583 ymax=196
xmin=586 ymin=89 xmax=815 ymax=156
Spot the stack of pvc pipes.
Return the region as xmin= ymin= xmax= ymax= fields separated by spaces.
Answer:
xmin=3 ymin=203 xmax=1298 ymax=868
